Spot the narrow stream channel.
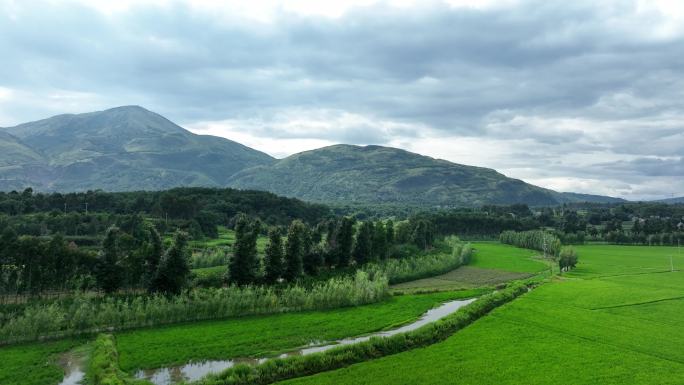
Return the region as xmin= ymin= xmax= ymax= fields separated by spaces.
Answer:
xmin=57 ymin=351 xmax=86 ymax=385
xmin=134 ymin=297 xmax=476 ymax=385
xmin=56 ymin=297 xmax=476 ymax=385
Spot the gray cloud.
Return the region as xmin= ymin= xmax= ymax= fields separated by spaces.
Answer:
xmin=0 ymin=0 xmax=683 ymax=199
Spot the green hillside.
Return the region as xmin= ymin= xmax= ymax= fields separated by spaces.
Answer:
xmin=229 ymin=144 xmax=622 ymax=206
xmin=0 ymin=106 xmax=274 ymax=191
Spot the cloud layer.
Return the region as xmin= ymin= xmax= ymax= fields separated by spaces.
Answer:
xmin=1 ymin=0 xmax=683 ymax=200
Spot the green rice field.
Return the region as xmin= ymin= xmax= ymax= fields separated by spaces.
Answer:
xmin=281 ymin=245 xmax=684 ymax=385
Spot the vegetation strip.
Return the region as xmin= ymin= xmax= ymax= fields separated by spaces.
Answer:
xmin=363 ymin=236 xmax=472 ymax=284
xmin=87 ymin=334 xmax=151 ymax=385
xmin=197 ymin=281 xmax=532 ymax=385
xmin=0 ymin=272 xmax=388 ymax=345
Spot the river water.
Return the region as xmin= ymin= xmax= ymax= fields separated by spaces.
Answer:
xmin=134 ymin=297 xmax=476 ymax=385
xmin=57 ymin=297 xmax=476 ymax=385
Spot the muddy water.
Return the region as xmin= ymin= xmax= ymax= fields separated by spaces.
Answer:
xmin=134 ymin=358 xmax=267 ymax=384
xmin=57 ymin=351 xmax=86 ymax=385
xmin=136 ymin=297 xmax=477 ymax=385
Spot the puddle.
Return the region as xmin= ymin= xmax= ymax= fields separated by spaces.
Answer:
xmin=135 ymin=358 xmax=267 ymax=384
xmin=137 ymin=297 xmax=477 ymax=385
xmin=57 ymin=351 xmax=86 ymax=385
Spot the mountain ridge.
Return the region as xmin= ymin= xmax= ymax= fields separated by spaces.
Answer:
xmin=228 ymin=144 xmax=625 ymax=206
xmin=0 ymin=106 xmax=625 ymax=206
xmin=0 ymin=106 xmax=274 ymax=191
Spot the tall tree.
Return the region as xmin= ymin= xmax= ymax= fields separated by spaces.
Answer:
xmin=263 ymin=227 xmax=284 ymax=284
xmin=353 ymin=221 xmax=374 ymax=266
xmin=334 ymin=217 xmax=355 ymax=268
xmin=284 ymin=220 xmax=306 ymax=281
xmin=411 ymin=220 xmax=434 ymax=250
xmin=302 ymin=226 xmax=323 ymax=275
xmin=0 ymin=227 xmax=18 ymax=296
xmin=386 ymin=219 xmax=395 ymax=246
xmin=155 ymin=231 xmax=191 ymax=294
xmin=228 ymin=214 xmax=261 ymax=285
xmin=372 ymin=221 xmax=388 ymax=261
xmin=143 ymin=225 xmax=163 ymax=292
xmin=95 ymin=226 xmax=124 ymax=294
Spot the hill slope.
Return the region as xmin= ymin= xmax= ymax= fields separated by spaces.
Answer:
xmin=0 ymin=106 xmax=274 ymax=191
xmin=228 ymin=144 xmax=621 ymax=206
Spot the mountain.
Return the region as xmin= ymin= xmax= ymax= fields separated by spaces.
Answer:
xmin=228 ymin=144 xmax=623 ymax=206
xmin=0 ymin=107 xmax=623 ymax=206
xmin=655 ymin=196 xmax=684 ymax=204
xmin=0 ymin=106 xmax=274 ymax=191
xmin=558 ymin=192 xmax=625 ymax=204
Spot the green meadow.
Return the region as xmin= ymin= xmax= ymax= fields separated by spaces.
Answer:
xmin=115 ymin=290 xmax=483 ymax=372
xmin=281 ymin=245 xmax=684 ymax=385
xmin=391 ymin=242 xmax=547 ymax=291
xmin=0 ymin=290 xmax=483 ymax=385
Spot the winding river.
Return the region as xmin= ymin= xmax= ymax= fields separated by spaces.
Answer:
xmin=58 ymin=297 xmax=476 ymax=385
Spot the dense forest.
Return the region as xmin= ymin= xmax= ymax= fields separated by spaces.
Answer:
xmin=2 ymin=187 xmax=683 ymax=302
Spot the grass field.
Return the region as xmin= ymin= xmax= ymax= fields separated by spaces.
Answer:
xmin=115 ymin=289 xmax=484 ymax=372
xmin=0 ymin=339 xmax=83 ymax=385
xmin=282 ymin=245 xmax=684 ymax=385
xmin=391 ymin=243 xmax=547 ymax=291
xmin=189 ymin=226 xmax=269 ymax=252
xmin=0 ymin=290 xmax=483 ymax=385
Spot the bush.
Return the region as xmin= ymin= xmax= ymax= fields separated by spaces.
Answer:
xmin=363 ymin=236 xmax=472 ymax=284
xmin=191 ymin=266 xmax=227 ymax=288
xmin=0 ymin=271 xmax=388 ymax=345
xmin=558 ymin=247 xmax=578 ymax=272
xmin=87 ymin=334 xmax=151 ymax=385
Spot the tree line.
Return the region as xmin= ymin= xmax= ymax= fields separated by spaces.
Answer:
xmin=0 ymin=186 xmax=330 ymax=226
xmin=227 ymin=215 xmax=437 ymax=286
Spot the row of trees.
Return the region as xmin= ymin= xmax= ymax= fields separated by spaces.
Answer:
xmin=0 ymin=271 xmax=388 ymax=345
xmin=0 ymin=229 xmax=94 ymax=299
xmin=500 ymin=230 xmax=579 ymax=273
xmin=0 ymin=222 xmax=192 ymax=298
xmin=227 ymin=215 xmax=437 ymax=286
xmin=0 ymin=187 xmax=330 ymax=226
xmin=84 ymin=226 xmax=191 ymax=295
xmin=500 ymin=230 xmax=562 ymax=257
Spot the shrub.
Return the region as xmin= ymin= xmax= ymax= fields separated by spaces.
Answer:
xmin=363 ymin=237 xmax=472 ymax=284
xmin=558 ymin=247 xmax=579 ymax=272
xmin=87 ymin=334 xmax=151 ymax=385
xmin=0 ymin=271 xmax=388 ymax=345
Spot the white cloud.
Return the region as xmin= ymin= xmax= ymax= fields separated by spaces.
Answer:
xmin=1 ymin=0 xmax=684 ymax=200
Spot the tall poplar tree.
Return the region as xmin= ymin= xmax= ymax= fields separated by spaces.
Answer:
xmin=353 ymin=221 xmax=374 ymax=266
xmin=96 ymin=226 xmax=124 ymax=294
xmin=228 ymin=214 xmax=261 ymax=285
xmin=263 ymin=227 xmax=284 ymax=284
xmin=155 ymin=231 xmax=191 ymax=294
xmin=284 ymin=220 xmax=306 ymax=281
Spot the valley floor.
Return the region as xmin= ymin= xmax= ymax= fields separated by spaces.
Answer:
xmin=280 ymin=245 xmax=684 ymax=385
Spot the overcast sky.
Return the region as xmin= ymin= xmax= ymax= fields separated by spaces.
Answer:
xmin=1 ymin=0 xmax=683 ymax=200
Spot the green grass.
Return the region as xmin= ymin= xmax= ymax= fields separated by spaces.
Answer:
xmin=189 ymin=226 xmax=269 ymax=253
xmin=115 ymin=290 xmax=484 ymax=372
xmin=570 ymin=244 xmax=684 ymax=277
xmin=391 ymin=266 xmax=530 ymax=291
xmin=281 ymin=244 xmax=684 ymax=385
xmin=0 ymin=339 xmax=82 ymax=385
xmin=469 ymin=242 xmax=548 ymax=273
xmin=391 ymin=243 xmax=546 ymax=292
